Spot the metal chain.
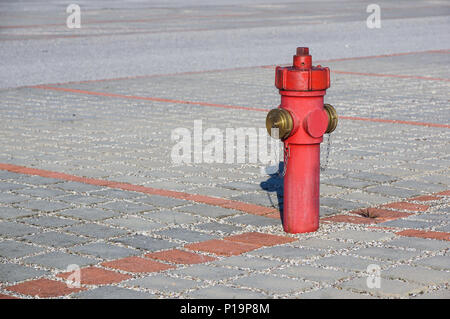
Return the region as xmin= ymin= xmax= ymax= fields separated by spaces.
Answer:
xmin=279 ymin=144 xmax=290 ymax=177
xmin=320 ymin=133 xmax=332 ymax=171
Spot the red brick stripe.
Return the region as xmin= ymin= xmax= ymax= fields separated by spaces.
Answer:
xmin=396 ymin=229 xmax=450 ymax=241
xmin=32 ymin=85 xmax=450 ymax=129
xmin=0 ymin=163 xmax=277 ymax=216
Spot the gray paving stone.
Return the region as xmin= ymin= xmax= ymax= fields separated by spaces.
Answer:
xmin=326 ymin=229 xmax=395 ymax=242
xmin=299 ymin=287 xmax=376 ymax=299
xmin=0 ymin=240 xmax=44 ymax=258
xmin=0 ymin=262 xmax=49 ymax=283
xmin=378 ymin=219 xmax=439 ymax=229
xmin=194 ymin=222 xmax=242 ymax=234
xmin=22 ymin=216 xmax=79 ymax=228
xmin=346 ymin=172 xmax=396 ymax=183
xmin=0 ymin=193 xmax=33 ymax=204
xmin=273 ymin=265 xmax=349 ymax=283
xmin=434 ymin=224 xmax=450 ymax=232
xmin=386 ymin=237 xmax=449 ymax=251
xmin=15 ymin=187 xmax=67 ymax=198
xmin=113 ymin=234 xmax=179 ymax=251
xmin=104 ymin=216 xmax=163 ymax=232
xmin=226 ymin=214 xmax=280 ymax=227
xmin=366 ymin=185 xmax=421 ymax=198
xmin=233 ymin=274 xmax=313 ymax=294
xmin=212 ymin=255 xmax=283 ymax=270
xmin=52 ymin=181 xmax=103 ymax=193
xmin=23 ymin=251 xmax=97 ymax=270
xmin=96 ymin=201 xmax=154 ymax=213
xmin=0 ymin=171 xmax=22 ymax=180
xmin=0 ymin=182 xmax=28 ymax=191
xmin=16 ymin=175 xmax=61 ymax=185
xmin=0 ymin=207 xmax=37 ymax=219
xmin=171 ymin=264 xmax=245 ymax=281
xmin=320 ymin=197 xmax=366 ymax=211
xmin=219 ymin=181 xmax=262 ymax=192
xmin=73 ymin=286 xmax=156 ymax=299
xmin=65 ymin=223 xmax=129 ymax=239
xmin=414 ymin=289 xmax=450 ymax=299
xmin=414 ymin=255 xmax=450 ymax=270
xmin=250 ymin=246 xmax=321 ymax=261
xmin=293 ymin=238 xmax=354 ymax=250
xmin=177 ymin=204 xmax=239 ymax=218
xmin=69 ymin=242 xmax=138 ymax=260
xmin=143 ymin=210 xmax=206 ymax=225
xmin=338 ymin=277 xmax=426 ymax=298
xmin=384 ymin=265 xmax=450 ymax=285
xmin=352 ymin=247 xmax=422 ymax=261
xmin=154 ymin=228 xmax=217 ymax=243
xmin=15 ymin=199 xmax=73 ymax=213
xmin=138 ymin=195 xmax=190 ymax=208
xmin=58 ymin=207 xmax=120 ymax=221
xmin=90 ymin=189 xmax=143 ymax=199
xmin=123 ymin=273 xmax=199 ymax=293
xmin=187 ymin=285 xmax=267 ymax=298
xmin=0 ymin=221 xmax=39 ymax=237
xmin=315 ymin=255 xmax=391 ymax=272
xmin=322 ymin=177 xmax=375 ymax=189
xmin=23 ymin=231 xmax=89 ymax=248
xmin=58 ymin=194 xmax=109 ymax=205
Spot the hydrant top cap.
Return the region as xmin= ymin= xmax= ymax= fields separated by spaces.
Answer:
xmin=275 ymin=47 xmax=330 ymax=92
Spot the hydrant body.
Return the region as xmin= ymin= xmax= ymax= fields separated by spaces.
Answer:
xmin=266 ymin=47 xmax=337 ymax=234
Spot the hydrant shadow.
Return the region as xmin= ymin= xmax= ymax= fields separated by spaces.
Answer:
xmin=260 ymin=162 xmax=284 ymax=223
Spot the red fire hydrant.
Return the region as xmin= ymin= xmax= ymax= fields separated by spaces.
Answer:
xmin=266 ymin=47 xmax=338 ymax=234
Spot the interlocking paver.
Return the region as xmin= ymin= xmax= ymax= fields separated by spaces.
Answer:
xmin=338 ymin=277 xmax=426 ymax=298
xmin=0 ymin=207 xmax=37 ymax=219
xmin=153 ymin=228 xmax=217 ymax=243
xmin=23 ymin=231 xmax=89 ymax=248
xmin=123 ymin=273 xmax=199 ymax=293
xmin=187 ymin=285 xmax=267 ymax=298
xmin=113 ymin=234 xmax=179 ymax=251
xmin=414 ymin=255 xmax=450 ymax=270
xmin=0 ymin=221 xmax=39 ymax=237
xmin=0 ymin=240 xmax=44 ymax=258
xmin=21 ymin=216 xmax=79 ymax=228
xmin=69 ymin=243 xmax=138 ymax=260
xmin=23 ymin=251 xmax=97 ymax=270
xmin=177 ymin=204 xmax=239 ymax=218
xmin=58 ymin=207 xmax=120 ymax=220
xmin=0 ymin=263 xmax=49 ymax=283
xmin=73 ymin=286 xmax=156 ymax=299
xmin=233 ymin=274 xmax=314 ymax=295
xmin=65 ymin=223 xmax=129 ymax=239
xmin=384 ymin=265 xmax=450 ymax=285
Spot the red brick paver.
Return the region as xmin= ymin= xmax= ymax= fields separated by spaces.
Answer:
xmin=101 ymin=256 xmax=175 ymax=273
xmin=396 ymin=229 xmax=450 ymax=241
xmin=382 ymin=202 xmax=429 ymax=212
xmin=185 ymin=239 xmax=259 ymax=256
xmin=6 ymin=278 xmax=85 ymax=297
xmin=224 ymin=232 xmax=296 ymax=247
xmin=146 ymin=249 xmax=216 ymax=265
xmin=57 ymin=266 xmax=131 ymax=285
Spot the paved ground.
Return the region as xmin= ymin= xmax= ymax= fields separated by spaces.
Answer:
xmin=0 ymin=0 xmax=449 ymax=299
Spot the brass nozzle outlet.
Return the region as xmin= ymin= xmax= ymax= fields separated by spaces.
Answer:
xmin=324 ymin=104 xmax=338 ymax=134
xmin=266 ymin=108 xmax=293 ymax=140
